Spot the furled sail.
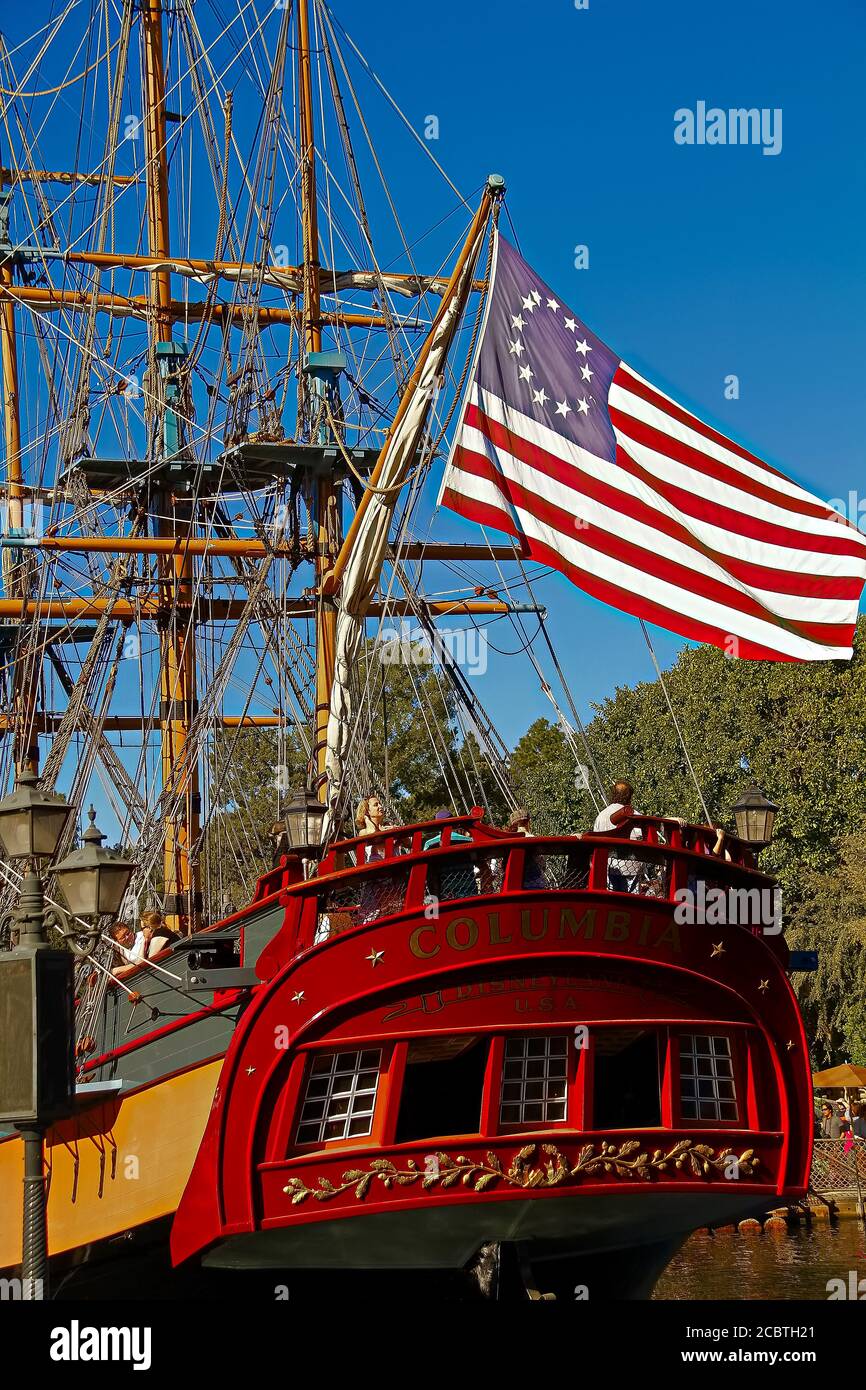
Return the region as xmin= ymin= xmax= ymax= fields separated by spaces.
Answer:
xmin=322 ymin=199 xmax=493 ymax=835
xmin=440 ymin=230 xmax=866 ymax=661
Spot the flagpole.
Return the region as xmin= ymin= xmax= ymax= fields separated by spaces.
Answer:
xmin=321 ymin=176 xmax=504 ymax=599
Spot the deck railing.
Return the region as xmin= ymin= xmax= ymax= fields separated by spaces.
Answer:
xmin=297 ymin=814 xmax=775 ymax=947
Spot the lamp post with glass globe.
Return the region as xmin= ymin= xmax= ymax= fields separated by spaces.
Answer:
xmin=0 ymin=774 xmax=133 ymax=1299
xmin=732 ymin=784 xmax=779 ymax=851
xmin=283 ymin=783 xmax=328 ymax=856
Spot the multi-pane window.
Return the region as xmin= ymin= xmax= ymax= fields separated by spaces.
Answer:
xmin=500 ymin=1034 xmax=568 ymax=1125
xmin=295 ymin=1049 xmax=381 ymax=1145
xmin=680 ymin=1034 xmax=738 ymax=1121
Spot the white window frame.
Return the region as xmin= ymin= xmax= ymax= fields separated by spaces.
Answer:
xmin=295 ymin=1048 xmax=382 ymax=1145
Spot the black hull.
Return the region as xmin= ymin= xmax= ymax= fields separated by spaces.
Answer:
xmin=51 ymin=1192 xmax=772 ymax=1301
xmin=52 ymin=1232 xmax=685 ymax=1302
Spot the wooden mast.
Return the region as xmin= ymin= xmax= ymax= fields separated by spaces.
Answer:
xmin=0 ymin=3 xmax=508 ymax=904
xmin=0 ymin=249 xmax=37 ymax=773
xmin=297 ymin=0 xmax=337 ymax=799
xmin=141 ymin=0 xmax=201 ymax=933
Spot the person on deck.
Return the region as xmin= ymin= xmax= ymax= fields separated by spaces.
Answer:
xmin=422 ymin=807 xmax=472 ymax=852
xmin=506 ymin=807 xmax=533 ymax=836
xmin=592 ymin=780 xmax=636 ymax=835
xmin=710 ymin=826 xmax=733 ymax=860
xmin=593 ymin=780 xmax=645 ymax=892
xmin=820 ymin=1102 xmax=845 ymax=1139
xmin=355 ymin=796 xmax=399 ymax=921
xmin=269 ymin=820 xmax=290 ymax=866
xmin=424 ymin=808 xmax=476 ymax=899
xmin=110 ymin=921 xmax=145 ymax=980
xmin=356 ymin=796 xmax=395 ymax=862
xmin=140 ymin=908 xmax=178 ymax=957
xmin=507 ymin=807 xmax=547 ymax=889
xmin=850 ymin=1101 xmax=866 ymax=1140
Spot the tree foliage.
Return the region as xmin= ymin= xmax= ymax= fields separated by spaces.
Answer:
xmin=201 ymin=726 xmax=306 ymax=914
xmin=509 ymin=619 xmax=866 ymax=1061
xmin=357 ymin=643 xmax=509 ymax=826
xmin=509 ymin=718 xmax=587 ymax=834
xmin=571 ymin=626 xmax=866 ymax=910
xmin=198 ymin=618 xmax=866 ymax=1059
xmin=788 ymin=833 xmax=866 ymax=1066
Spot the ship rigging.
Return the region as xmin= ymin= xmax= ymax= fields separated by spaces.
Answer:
xmin=0 ymin=0 xmax=567 ymax=936
xmin=0 ymin=0 xmax=838 ymax=1303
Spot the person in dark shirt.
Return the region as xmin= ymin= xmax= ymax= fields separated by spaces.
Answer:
xmin=140 ymin=909 xmax=178 ymax=957
xmin=507 ymin=807 xmax=547 ymax=889
xmin=424 ymin=808 xmax=476 ymax=899
xmin=820 ymin=1102 xmax=845 ymax=1139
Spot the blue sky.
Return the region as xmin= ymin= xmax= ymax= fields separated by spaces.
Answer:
xmin=3 ymin=0 xmax=865 ymax=839
xmin=352 ymin=0 xmax=866 ymax=743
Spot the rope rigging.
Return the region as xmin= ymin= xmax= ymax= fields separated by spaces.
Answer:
xmin=0 ymin=0 xmax=671 ymax=956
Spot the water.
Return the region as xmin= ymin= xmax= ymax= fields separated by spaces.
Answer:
xmin=654 ymin=1219 xmax=866 ymax=1300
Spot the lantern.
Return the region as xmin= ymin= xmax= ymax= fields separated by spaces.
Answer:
xmin=732 ymin=785 xmax=778 ymax=848
xmin=0 ymin=770 xmax=75 ymax=863
xmin=283 ymin=786 xmax=327 ymax=854
xmin=53 ymin=808 xmax=134 ymax=919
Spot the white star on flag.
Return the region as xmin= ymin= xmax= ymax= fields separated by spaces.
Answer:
xmin=441 ymin=231 xmax=866 ymax=663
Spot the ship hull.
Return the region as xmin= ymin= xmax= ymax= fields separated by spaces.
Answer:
xmin=0 ymin=818 xmax=815 ymax=1301
xmin=202 ymin=1191 xmax=770 ymax=1271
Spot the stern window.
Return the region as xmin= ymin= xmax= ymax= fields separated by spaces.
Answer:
xmin=500 ymin=1034 xmax=568 ymax=1125
xmin=394 ymin=1037 xmax=488 ymax=1143
xmin=680 ymin=1034 xmax=738 ymax=1121
xmin=593 ymin=1027 xmax=661 ymax=1128
xmin=295 ymin=1049 xmax=382 ymax=1144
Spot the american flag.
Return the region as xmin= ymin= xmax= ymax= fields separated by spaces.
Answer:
xmin=441 ymin=233 xmax=866 ymax=660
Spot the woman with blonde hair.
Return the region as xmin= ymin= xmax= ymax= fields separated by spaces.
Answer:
xmin=139 ymin=908 xmax=178 ymax=958
xmin=355 ymin=795 xmax=394 ymax=862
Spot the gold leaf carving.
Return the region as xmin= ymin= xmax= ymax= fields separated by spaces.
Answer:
xmin=281 ymin=1140 xmax=761 ymax=1206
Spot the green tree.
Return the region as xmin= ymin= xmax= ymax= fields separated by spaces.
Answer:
xmin=201 ymin=726 xmax=306 ymax=914
xmin=198 ymin=644 xmax=509 ymax=916
xmin=787 ymin=832 xmax=866 ymax=1066
xmin=357 ymin=642 xmax=509 ymax=824
xmin=516 ymin=621 xmax=866 ymax=1061
xmin=577 ymin=625 xmax=866 ymax=909
xmin=509 ymin=718 xmax=589 ymax=834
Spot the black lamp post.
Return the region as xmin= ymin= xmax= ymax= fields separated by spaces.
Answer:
xmin=0 ymin=780 xmax=132 ymax=1299
xmin=732 ymin=784 xmax=779 ymax=849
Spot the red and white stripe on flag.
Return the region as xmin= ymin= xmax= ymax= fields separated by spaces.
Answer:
xmin=442 ymin=356 xmax=866 ymax=662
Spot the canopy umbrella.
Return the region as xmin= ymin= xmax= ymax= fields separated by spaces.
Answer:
xmin=811 ymin=1064 xmax=866 ymax=1090
xmin=812 ymin=1064 xmax=866 ymax=1226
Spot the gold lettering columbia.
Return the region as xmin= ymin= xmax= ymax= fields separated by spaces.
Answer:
xmin=408 ymin=905 xmax=682 ymax=959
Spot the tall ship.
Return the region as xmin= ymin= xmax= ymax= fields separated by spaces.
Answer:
xmin=0 ymin=0 xmax=856 ymax=1300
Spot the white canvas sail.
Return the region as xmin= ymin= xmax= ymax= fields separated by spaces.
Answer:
xmin=322 ymin=210 xmax=491 ymax=836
